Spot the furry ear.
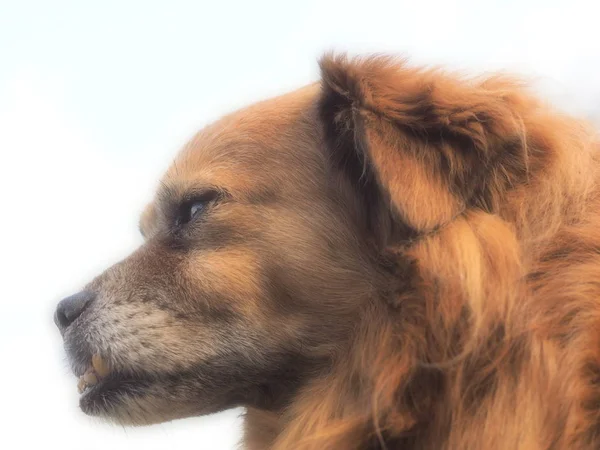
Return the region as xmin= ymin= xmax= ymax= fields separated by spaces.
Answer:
xmin=319 ymin=54 xmax=534 ymax=241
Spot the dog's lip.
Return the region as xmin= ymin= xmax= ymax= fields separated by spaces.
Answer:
xmin=75 ymin=354 xmax=161 ymax=399
xmin=76 ymin=355 xmax=155 ymax=415
xmin=78 ymin=373 xmax=153 ymax=416
xmin=79 ymin=371 xmax=146 ymax=398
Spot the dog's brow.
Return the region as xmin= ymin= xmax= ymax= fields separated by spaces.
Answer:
xmin=156 ymin=181 xmax=179 ymax=208
xmin=156 ymin=181 xmax=225 ymax=213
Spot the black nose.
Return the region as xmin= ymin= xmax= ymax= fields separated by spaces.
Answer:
xmin=54 ymin=291 xmax=96 ymax=333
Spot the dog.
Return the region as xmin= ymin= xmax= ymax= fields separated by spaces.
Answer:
xmin=55 ymin=54 xmax=600 ymax=449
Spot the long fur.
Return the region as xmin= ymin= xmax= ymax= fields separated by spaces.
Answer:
xmin=56 ymin=53 xmax=600 ymax=450
xmin=269 ymin=55 xmax=600 ymax=449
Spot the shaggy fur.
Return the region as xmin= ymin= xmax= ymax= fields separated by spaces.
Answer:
xmin=55 ymin=54 xmax=600 ymax=450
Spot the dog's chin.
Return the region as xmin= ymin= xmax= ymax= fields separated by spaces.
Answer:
xmin=78 ymin=374 xmax=215 ymax=426
xmin=79 ymin=374 xmax=152 ymax=423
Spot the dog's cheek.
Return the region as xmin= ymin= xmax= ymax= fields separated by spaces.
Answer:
xmin=183 ymin=247 xmax=271 ymax=323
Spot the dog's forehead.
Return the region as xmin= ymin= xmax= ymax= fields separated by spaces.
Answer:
xmin=162 ymin=83 xmax=322 ymax=193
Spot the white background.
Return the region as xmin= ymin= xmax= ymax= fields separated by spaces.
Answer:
xmin=0 ymin=1 xmax=598 ymax=449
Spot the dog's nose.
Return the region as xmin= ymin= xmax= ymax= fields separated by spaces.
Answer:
xmin=54 ymin=291 xmax=96 ymax=333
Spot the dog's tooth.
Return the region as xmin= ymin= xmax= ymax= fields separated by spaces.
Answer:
xmin=83 ymin=371 xmax=98 ymax=386
xmin=77 ymin=377 xmax=86 ymax=394
xmin=92 ymin=354 xmax=110 ymax=378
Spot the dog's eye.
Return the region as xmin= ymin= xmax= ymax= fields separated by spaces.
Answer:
xmin=176 ymin=191 xmax=219 ymax=226
xmin=190 ymin=202 xmax=204 ymax=218
xmin=177 ymin=201 xmax=207 ymax=226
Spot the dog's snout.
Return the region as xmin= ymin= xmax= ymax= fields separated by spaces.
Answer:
xmin=54 ymin=290 xmax=96 ymax=333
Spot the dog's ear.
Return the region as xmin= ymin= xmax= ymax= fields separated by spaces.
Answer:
xmin=319 ymin=54 xmax=533 ymax=244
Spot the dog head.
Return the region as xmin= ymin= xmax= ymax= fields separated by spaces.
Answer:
xmin=54 ymin=81 xmax=382 ymax=425
xmin=55 ymin=55 xmax=542 ymax=428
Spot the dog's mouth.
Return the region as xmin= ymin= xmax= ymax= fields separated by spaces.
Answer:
xmin=76 ymin=354 xmax=152 ymax=415
xmin=72 ymin=352 xmax=231 ymax=424
xmin=77 ymin=354 xmax=112 ymax=394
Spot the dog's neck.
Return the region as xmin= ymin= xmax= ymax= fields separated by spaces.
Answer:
xmin=242 ymin=297 xmax=425 ymax=450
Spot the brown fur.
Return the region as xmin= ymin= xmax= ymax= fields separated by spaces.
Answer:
xmin=56 ymin=54 xmax=600 ymax=449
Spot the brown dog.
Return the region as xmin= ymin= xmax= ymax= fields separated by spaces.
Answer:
xmin=55 ymin=54 xmax=600 ymax=449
